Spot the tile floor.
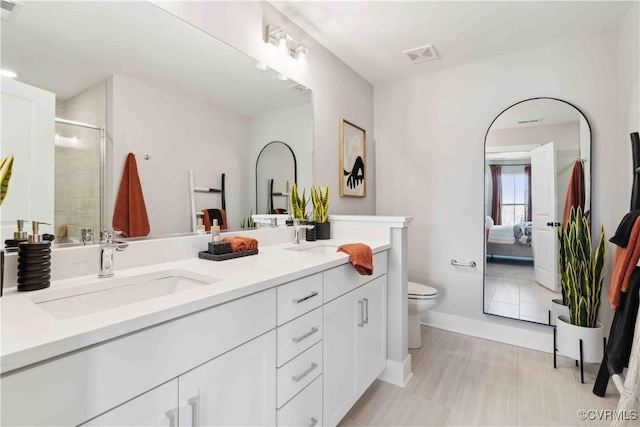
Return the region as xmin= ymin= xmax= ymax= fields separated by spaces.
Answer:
xmin=337 ymin=327 xmax=635 ymax=427
xmin=485 ymin=259 xmax=560 ymax=324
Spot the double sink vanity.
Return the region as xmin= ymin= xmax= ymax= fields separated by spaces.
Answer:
xmin=0 ymin=217 xmax=412 ymax=427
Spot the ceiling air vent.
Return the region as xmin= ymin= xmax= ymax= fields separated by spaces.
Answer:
xmin=1 ymin=0 xmax=22 ymax=22
xmin=402 ymin=44 xmax=439 ymax=64
xmin=289 ymin=83 xmax=311 ymax=95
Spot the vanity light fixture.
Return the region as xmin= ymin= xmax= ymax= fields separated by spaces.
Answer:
xmin=265 ymin=25 xmax=308 ymax=65
xmin=0 ymin=69 xmax=18 ymax=78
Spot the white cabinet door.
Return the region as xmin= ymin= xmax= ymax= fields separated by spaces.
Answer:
xmin=81 ymin=380 xmax=178 ymax=427
xmin=357 ymin=276 xmax=387 ymax=391
xmin=178 ymin=330 xmax=276 ymax=427
xmin=323 ymin=289 xmax=359 ymax=427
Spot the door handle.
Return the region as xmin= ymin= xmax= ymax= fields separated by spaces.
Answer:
xmin=165 ymin=409 xmax=177 ymax=427
xmin=187 ymin=396 xmax=199 ymax=427
xmin=292 ymin=291 xmax=318 ymax=304
xmin=363 ymin=298 xmax=369 ymax=324
xmin=358 ymin=300 xmax=364 ymax=327
xmin=292 ymin=327 xmax=319 ymax=343
xmin=292 ymin=362 xmax=318 ymax=382
xmin=546 ymin=222 xmax=562 ymax=227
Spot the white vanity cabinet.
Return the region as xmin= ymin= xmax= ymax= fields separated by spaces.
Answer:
xmin=323 ymin=272 xmax=387 ymax=427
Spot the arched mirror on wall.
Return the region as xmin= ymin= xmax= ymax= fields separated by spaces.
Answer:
xmin=483 ymin=98 xmax=591 ymax=325
xmin=255 ymin=141 xmax=297 ymax=215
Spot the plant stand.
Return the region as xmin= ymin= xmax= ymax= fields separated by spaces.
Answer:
xmin=553 ymin=314 xmax=606 ymax=383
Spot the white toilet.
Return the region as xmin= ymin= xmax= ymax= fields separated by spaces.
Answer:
xmin=408 ymin=282 xmax=438 ymax=349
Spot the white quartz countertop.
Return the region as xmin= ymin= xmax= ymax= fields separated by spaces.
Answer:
xmin=1 ymin=239 xmax=390 ymax=373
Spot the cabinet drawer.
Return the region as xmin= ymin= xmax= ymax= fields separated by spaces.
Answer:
xmin=277 ymin=376 xmax=323 ymax=427
xmin=277 ymin=342 xmax=323 ymax=408
xmin=277 ymin=307 xmax=323 ymax=367
xmin=323 ymin=251 xmax=387 ymax=302
xmin=277 ymin=274 xmax=323 ymax=325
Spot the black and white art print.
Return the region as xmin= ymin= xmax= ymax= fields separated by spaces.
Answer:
xmin=339 ymin=119 xmax=366 ymax=197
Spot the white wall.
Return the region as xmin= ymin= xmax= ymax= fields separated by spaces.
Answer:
xmin=152 ymin=1 xmax=375 ymax=216
xmin=249 ymin=103 xmax=313 ymax=215
xmin=109 ymin=74 xmax=250 ymax=236
xmin=375 ymin=30 xmax=626 ymax=334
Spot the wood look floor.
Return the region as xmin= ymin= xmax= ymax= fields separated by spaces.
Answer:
xmin=338 ymin=327 xmax=637 ymax=427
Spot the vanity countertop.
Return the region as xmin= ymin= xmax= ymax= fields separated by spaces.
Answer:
xmin=1 ymin=239 xmax=390 ymax=373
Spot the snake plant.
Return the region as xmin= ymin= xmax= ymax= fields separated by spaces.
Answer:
xmin=0 ymin=153 xmax=14 ymax=206
xmin=311 ymin=185 xmax=329 ymax=223
xmin=559 ymin=206 xmax=606 ymax=328
xmin=290 ymin=183 xmax=308 ymax=220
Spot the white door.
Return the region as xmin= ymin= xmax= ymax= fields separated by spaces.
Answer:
xmin=323 ymin=290 xmax=359 ymax=427
xmin=80 ymin=380 xmax=178 ymax=427
xmin=1 ymin=78 xmax=55 ymax=241
xmin=178 ymin=331 xmax=276 ymax=427
xmin=357 ymin=276 xmax=387 ymax=391
xmin=530 ymin=142 xmax=559 ymax=291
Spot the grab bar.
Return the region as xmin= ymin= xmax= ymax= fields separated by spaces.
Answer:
xmin=451 ymin=259 xmax=476 ymax=268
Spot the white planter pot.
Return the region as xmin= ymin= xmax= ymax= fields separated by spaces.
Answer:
xmin=556 ymin=314 xmax=604 ymax=363
xmin=550 ymin=298 xmax=570 ymax=326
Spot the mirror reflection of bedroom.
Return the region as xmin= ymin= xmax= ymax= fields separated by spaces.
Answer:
xmin=483 ymin=98 xmax=590 ymax=325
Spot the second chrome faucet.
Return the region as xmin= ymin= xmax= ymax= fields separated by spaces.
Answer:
xmin=98 ymin=231 xmax=129 ymax=278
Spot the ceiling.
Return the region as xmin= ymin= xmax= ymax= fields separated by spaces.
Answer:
xmin=1 ymin=1 xmax=310 ymax=116
xmin=271 ymin=1 xmax=633 ymax=85
xmin=490 ymin=98 xmax=582 ymax=130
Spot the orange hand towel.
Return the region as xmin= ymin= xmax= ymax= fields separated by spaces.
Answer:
xmin=337 ymin=243 xmax=374 ymax=276
xmin=609 ymin=217 xmax=640 ymax=309
xmin=235 ymin=236 xmax=258 ymax=250
xmin=222 ymin=237 xmax=248 ymax=252
xmin=113 ymin=153 xmax=150 ymax=238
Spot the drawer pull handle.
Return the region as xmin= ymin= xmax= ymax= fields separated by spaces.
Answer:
xmin=309 ymin=417 xmax=319 ymax=427
xmin=188 ymin=396 xmax=199 ymax=427
xmin=364 ymin=298 xmax=369 ymax=324
xmin=292 ymin=291 xmax=318 ymax=304
xmin=358 ymin=300 xmax=364 ymax=327
xmin=292 ymin=327 xmax=319 ymax=343
xmin=165 ymin=409 xmax=177 ymax=427
xmin=292 ymin=362 xmax=318 ymax=382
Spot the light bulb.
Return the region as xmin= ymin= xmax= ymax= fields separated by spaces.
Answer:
xmin=277 ymin=73 xmax=288 ymax=81
xmin=296 ymin=47 xmax=308 ymax=72
xmin=256 ymin=62 xmax=268 ymax=71
xmin=277 ymin=33 xmax=289 ymax=56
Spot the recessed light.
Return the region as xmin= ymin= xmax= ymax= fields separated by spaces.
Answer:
xmin=256 ymin=62 xmax=268 ymax=71
xmin=276 ymin=73 xmax=288 ymax=81
xmin=1 ymin=69 xmax=18 ymax=78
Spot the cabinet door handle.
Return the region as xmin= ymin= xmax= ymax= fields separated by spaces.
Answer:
xmin=165 ymin=409 xmax=177 ymax=427
xmin=358 ymin=300 xmax=364 ymax=327
xmin=309 ymin=417 xmax=319 ymax=427
xmin=292 ymin=362 xmax=318 ymax=382
xmin=187 ymin=396 xmax=199 ymax=427
xmin=364 ymin=298 xmax=369 ymax=324
xmin=292 ymin=327 xmax=319 ymax=343
xmin=292 ymin=291 xmax=318 ymax=304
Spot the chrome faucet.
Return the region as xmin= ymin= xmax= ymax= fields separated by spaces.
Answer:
xmin=98 ymin=231 xmax=129 ymax=278
xmin=293 ymin=222 xmax=315 ymax=244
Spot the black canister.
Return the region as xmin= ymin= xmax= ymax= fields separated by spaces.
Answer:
xmin=17 ymin=241 xmax=51 ymax=291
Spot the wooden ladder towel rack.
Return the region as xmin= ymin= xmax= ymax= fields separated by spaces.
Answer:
xmin=188 ymin=170 xmax=225 ymax=232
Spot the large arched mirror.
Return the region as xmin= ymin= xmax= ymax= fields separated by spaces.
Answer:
xmin=255 ymin=141 xmax=297 ymax=214
xmin=483 ymin=98 xmax=591 ymax=325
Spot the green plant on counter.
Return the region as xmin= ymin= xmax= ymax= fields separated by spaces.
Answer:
xmin=290 ymin=183 xmax=308 ymax=220
xmin=241 ymin=209 xmax=256 ymax=229
xmin=559 ymin=206 xmax=606 ymax=328
xmin=0 ymin=153 xmax=14 ymax=206
xmin=311 ymin=185 xmax=329 ymax=223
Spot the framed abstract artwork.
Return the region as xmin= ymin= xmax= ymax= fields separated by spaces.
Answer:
xmin=339 ymin=119 xmax=366 ymax=197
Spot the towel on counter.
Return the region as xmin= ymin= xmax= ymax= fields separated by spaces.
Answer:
xmin=234 ymin=236 xmax=259 ymax=250
xmin=337 ymin=243 xmax=374 ymax=276
xmin=113 ymin=153 xmax=150 ymax=238
xmin=222 ymin=237 xmax=248 ymax=252
xmin=608 ymin=215 xmax=640 ymax=310
xmin=203 ymin=209 xmax=227 ymax=231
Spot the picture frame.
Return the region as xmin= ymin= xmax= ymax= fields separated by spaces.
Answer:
xmin=339 ymin=119 xmax=366 ymax=197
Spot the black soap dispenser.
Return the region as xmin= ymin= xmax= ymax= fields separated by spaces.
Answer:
xmin=17 ymin=221 xmax=52 ymax=292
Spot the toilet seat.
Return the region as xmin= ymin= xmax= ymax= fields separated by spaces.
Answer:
xmin=408 ymin=282 xmax=438 ymax=300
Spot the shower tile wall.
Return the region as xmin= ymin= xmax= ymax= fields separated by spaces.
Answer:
xmin=54 ymin=81 xmax=105 ymax=243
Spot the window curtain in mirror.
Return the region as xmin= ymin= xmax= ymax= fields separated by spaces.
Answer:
xmin=490 ymin=165 xmax=502 ymax=225
xmin=524 ymin=165 xmax=532 ymax=222
xmin=561 ymin=161 xmax=585 ymax=228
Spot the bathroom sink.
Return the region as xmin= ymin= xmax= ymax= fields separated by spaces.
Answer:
xmin=32 ymin=269 xmax=222 ymax=319
xmin=286 ymin=244 xmax=339 ymax=254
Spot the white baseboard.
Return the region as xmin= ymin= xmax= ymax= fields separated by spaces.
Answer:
xmin=421 ymin=311 xmax=554 ymax=354
xmin=378 ymin=355 xmax=413 ymax=387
